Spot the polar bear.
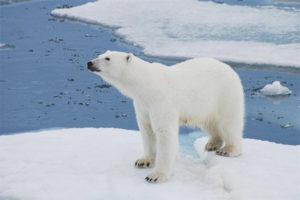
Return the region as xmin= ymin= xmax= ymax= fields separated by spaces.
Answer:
xmin=87 ymin=51 xmax=244 ymax=183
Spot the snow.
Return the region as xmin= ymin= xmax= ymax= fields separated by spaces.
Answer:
xmin=260 ymin=81 xmax=292 ymax=96
xmin=0 ymin=43 xmax=5 ymax=48
xmin=51 ymin=0 xmax=300 ymax=67
xmin=0 ymin=128 xmax=299 ymax=200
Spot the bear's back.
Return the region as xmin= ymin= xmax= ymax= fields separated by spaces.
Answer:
xmin=168 ymin=57 xmax=237 ymax=85
xmin=172 ymin=57 xmax=230 ymax=72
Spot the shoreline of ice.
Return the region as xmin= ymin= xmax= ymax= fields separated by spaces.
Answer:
xmin=51 ymin=0 xmax=300 ymax=68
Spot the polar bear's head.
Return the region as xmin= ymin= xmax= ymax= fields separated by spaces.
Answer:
xmin=87 ymin=51 xmax=133 ymax=83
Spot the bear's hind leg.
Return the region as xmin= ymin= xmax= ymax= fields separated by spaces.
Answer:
xmin=202 ymin=120 xmax=223 ymax=152
xmin=216 ymin=120 xmax=243 ymax=157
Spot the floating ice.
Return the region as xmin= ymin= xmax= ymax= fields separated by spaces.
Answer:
xmin=0 ymin=128 xmax=299 ymax=200
xmin=51 ymin=0 xmax=300 ymax=67
xmin=260 ymin=81 xmax=292 ymax=96
xmin=280 ymin=123 xmax=294 ymax=128
xmin=0 ymin=0 xmax=32 ymax=6
xmin=0 ymin=43 xmax=15 ymax=49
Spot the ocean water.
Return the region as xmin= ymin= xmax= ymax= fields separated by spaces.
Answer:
xmin=0 ymin=0 xmax=299 ymax=156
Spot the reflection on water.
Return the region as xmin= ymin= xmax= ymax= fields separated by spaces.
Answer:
xmin=266 ymin=95 xmax=290 ymax=104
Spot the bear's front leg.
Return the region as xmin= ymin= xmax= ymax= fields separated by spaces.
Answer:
xmin=134 ymin=103 xmax=156 ymax=168
xmin=145 ymin=112 xmax=179 ymax=183
xmin=134 ymin=126 xmax=156 ymax=168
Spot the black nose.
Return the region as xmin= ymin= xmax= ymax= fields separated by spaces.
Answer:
xmin=87 ymin=61 xmax=93 ymax=69
xmin=87 ymin=61 xmax=101 ymax=72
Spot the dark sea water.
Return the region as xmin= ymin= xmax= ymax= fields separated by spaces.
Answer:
xmin=0 ymin=0 xmax=299 ymax=152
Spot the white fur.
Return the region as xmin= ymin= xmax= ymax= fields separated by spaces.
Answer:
xmin=89 ymin=51 xmax=244 ymax=183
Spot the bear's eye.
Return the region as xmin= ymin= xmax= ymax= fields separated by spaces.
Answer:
xmin=105 ymin=57 xmax=110 ymax=61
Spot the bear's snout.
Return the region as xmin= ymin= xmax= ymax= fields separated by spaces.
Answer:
xmin=87 ymin=61 xmax=101 ymax=72
xmin=87 ymin=61 xmax=93 ymax=68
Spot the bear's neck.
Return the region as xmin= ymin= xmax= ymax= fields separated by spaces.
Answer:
xmin=116 ymin=57 xmax=164 ymax=102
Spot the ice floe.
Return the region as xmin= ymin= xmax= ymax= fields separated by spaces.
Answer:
xmin=260 ymin=81 xmax=292 ymax=96
xmin=0 ymin=128 xmax=299 ymax=200
xmin=51 ymin=0 xmax=300 ymax=67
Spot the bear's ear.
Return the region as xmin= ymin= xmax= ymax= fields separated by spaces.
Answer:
xmin=126 ymin=53 xmax=133 ymax=63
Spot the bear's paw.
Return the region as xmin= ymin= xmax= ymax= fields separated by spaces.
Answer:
xmin=216 ymin=145 xmax=241 ymax=157
xmin=145 ymin=171 xmax=170 ymax=183
xmin=134 ymin=158 xmax=154 ymax=168
xmin=205 ymin=140 xmax=222 ymax=151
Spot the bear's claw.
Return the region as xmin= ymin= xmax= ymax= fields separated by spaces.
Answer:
xmin=216 ymin=150 xmax=229 ymax=156
xmin=206 ymin=146 xmax=217 ymax=151
xmin=205 ymin=140 xmax=223 ymax=152
xmin=145 ymin=171 xmax=169 ymax=183
xmin=135 ymin=158 xmax=154 ymax=168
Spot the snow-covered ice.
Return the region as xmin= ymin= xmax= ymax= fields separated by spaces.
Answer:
xmin=51 ymin=0 xmax=300 ymax=67
xmin=0 ymin=128 xmax=299 ymax=200
xmin=260 ymin=81 xmax=292 ymax=96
